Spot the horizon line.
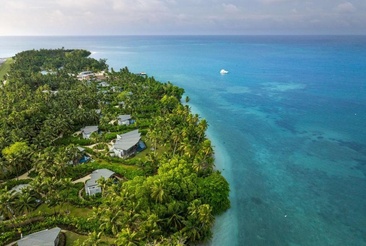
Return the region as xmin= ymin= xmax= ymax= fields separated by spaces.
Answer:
xmin=1 ymin=34 xmax=366 ymax=37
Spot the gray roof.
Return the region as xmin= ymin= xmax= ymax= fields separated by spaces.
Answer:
xmin=113 ymin=130 xmax=141 ymax=151
xmin=78 ymin=71 xmax=93 ymax=76
xmin=99 ymin=81 xmax=110 ymax=87
xmin=81 ymin=125 xmax=98 ymax=134
xmin=11 ymin=184 xmax=30 ymax=194
xmin=117 ymin=114 xmax=131 ymax=121
xmin=85 ymin=169 xmax=115 ymax=188
xmin=17 ymin=227 xmax=61 ymax=246
xmin=77 ymin=147 xmax=85 ymax=152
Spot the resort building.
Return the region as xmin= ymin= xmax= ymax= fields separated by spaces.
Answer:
xmin=109 ymin=129 xmax=146 ymax=158
xmin=117 ymin=114 xmax=134 ymax=126
xmin=16 ymin=227 xmax=61 ymax=246
xmin=77 ymin=71 xmax=94 ymax=80
xmin=98 ymin=81 xmax=110 ymax=87
xmin=80 ymin=125 xmax=98 ymax=139
xmin=85 ymin=169 xmax=115 ymax=196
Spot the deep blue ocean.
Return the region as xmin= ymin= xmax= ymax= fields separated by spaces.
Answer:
xmin=1 ymin=35 xmax=366 ymax=246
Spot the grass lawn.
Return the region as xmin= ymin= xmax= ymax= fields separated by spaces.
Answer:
xmin=0 ymin=57 xmax=13 ymax=80
xmin=35 ymin=203 xmax=91 ymax=218
xmin=137 ymin=139 xmax=169 ymax=161
xmin=64 ymin=231 xmax=88 ymax=246
xmin=64 ymin=231 xmax=115 ymax=246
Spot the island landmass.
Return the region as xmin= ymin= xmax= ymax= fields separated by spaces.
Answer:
xmin=0 ymin=49 xmax=230 ymax=245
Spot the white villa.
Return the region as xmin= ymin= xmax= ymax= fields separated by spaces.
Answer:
xmin=117 ymin=114 xmax=134 ymax=126
xmin=109 ymin=129 xmax=145 ymax=158
xmin=77 ymin=71 xmax=94 ymax=80
xmin=85 ymin=169 xmax=115 ymax=196
xmin=80 ymin=125 xmax=98 ymax=139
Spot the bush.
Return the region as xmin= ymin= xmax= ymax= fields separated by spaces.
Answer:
xmin=55 ymin=136 xmax=94 ymax=146
xmin=198 ymin=171 xmax=231 ymax=215
xmin=0 ymin=178 xmax=32 ymax=190
xmin=0 ymin=231 xmax=19 ymax=245
xmin=103 ymin=132 xmax=118 ymax=141
xmin=139 ymin=129 xmax=148 ymax=135
xmin=59 ymin=232 xmax=66 ymax=246
xmin=93 ymin=143 xmax=108 ymax=150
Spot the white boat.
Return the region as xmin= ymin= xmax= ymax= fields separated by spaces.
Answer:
xmin=220 ymin=69 xmax=228 ymax=74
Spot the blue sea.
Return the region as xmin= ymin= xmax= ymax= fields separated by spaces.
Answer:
xmin=1 ymin=35 xmax=366 ymax=246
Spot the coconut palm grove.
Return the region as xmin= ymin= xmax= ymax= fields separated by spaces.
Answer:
xmin=0 ymin=49 xmax=230 ymax=245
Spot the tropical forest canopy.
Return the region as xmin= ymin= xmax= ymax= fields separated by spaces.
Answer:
xmin=0 ymin=49 xmax=230 ymax=245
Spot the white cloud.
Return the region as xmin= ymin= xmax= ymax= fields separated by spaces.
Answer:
xmin=0 ymin=0 xmax=365 ymax=35
xmin=111 ymin=0 xmax=168 ymax=13
xmin=335 ymin=2 xmax=356 ymax=13
xmin=222 ymin=3 xmax=240 ymax=14
xmin=259 ymin=0 xmax=292 ymax=5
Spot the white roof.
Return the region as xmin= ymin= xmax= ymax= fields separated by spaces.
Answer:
xmin=113 ymin=130 xmax=141 ymax=151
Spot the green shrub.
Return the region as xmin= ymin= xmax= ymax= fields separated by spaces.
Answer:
xmin=0 ymin=178 xmax=32 ymax=190
xmin=104 ymin=132 xmax=118 ymax=141
xmin=0 ymin=231 xmax=19 ymax=245
xmin=55 ymin=136 xmax=93 ymax=146
xmin=93 ymin=143 xmax=108 ymax=150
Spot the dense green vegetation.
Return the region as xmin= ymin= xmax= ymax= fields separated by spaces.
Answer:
xmin=0 ymin=58 xmax=13 ymax=80
xmin=0 ymin=49 xmax=230 ymax=245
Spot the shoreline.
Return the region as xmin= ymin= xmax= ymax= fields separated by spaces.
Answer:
xmin=185 ymin=100 xmax=238 ymax=246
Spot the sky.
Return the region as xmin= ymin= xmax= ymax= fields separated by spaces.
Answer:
xmin=0 ymin=0 xmax=365 ymax=35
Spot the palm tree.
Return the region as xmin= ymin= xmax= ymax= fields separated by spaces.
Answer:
xmin=64 ymin=144 xmax=83 ymax=165
xmin=197 ymin=204 xmax=214 ymax=228
xmin=179 ymin=142 xmax=195 ymax=160
xmin=184 ymin=200 xmax=214 ymax=242
xmin=96 ymin=177 xmax=110 ymax=197
xmin=182 ymin=219 xmax=202 ymax=242
xmin=115 ymin=228 xmax=139 ymax=246
xmin=99 ymin=209 xmax=124 ymax=236
xmin=147 ymin=129 xmax=159 ymax=154
xmin=52 ymin=150 xmax=69 ymax=178
xmin=12 ymin=190 xmax=38 ymax=216
xmin=0 ymin=188 xmax=15 ymax=220
xmin=192 ymin=139 xmax=214 ymax=175
xmin=196 ymin=119 xmax=208 ymax=145
xmin=170 ymin=128 xmax=183 ymax=157
xmin=166 ymin=201 xmax=185 ymax=231
xmin=0 ymin=158 xmax=10 ymax=179
xmin=144 ymin=153 xmax=159 ymax=175
xmin=82 ymin=231 xmax=104 ymax=246
xmin=150 ymin=179 xmax=167 ymax=203
xmin=1 ymin=141 xmax=32 ymax=178
xmin=138 ymin=212 xmax=161 ymax=241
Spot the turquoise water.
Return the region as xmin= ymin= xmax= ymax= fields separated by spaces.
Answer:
xmin=1 ymin=36 xmax=366 ymax=245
